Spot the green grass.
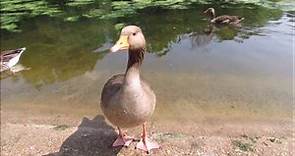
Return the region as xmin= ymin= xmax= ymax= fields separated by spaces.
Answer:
xmin=53 ymin=124 xmax=70 ymax=131
xmin=232 ymin=139 xmax=254 ymax=152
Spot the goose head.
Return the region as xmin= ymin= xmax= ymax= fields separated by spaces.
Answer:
xmin=110 ymin=25 xmax=146 ymax=53
xmin=203 ymin=8 xmax=215 ymax=18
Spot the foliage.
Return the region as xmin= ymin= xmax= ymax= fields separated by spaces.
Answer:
xmin=0 ymin=0 xmax=294 ymax=32
xmin=0 ymin=0 xmax=61 ymax=32
xmin=67 ymin=0 xmax=94 ymax=6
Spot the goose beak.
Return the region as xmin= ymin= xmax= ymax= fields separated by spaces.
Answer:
xmin=110 ymin=35 xmax=129 ymax=52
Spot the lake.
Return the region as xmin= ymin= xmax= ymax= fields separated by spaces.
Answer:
xmin=0 ymin=2 xmax=293 ymax=123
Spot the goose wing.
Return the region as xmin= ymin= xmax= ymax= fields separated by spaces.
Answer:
xmin=212 ymin=15 xmax=243 ymax=24
xmin=101 ymin=74 xmax=125 ymax=108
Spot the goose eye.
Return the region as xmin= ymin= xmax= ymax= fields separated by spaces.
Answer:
xmin=132 ymin=33 xmax=136 ymax=36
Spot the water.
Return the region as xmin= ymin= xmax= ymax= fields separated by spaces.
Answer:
xmin=0 ymin=4 xmax=293 ymax=122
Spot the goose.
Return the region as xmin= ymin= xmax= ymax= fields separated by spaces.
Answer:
xmin=203 ymin=8 xmax=244 ymax=25
xmin=100 ymin=25 xmax=159 ymax=153
xmin=0 ymin=47 xmax=26 ymax=73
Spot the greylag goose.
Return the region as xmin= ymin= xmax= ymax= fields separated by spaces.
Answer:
xmin=0 ymin=47 xmax=26 ymax=73
xmin=100 ymin=25 xmax=159 ymax=153
xmin=203 ymin=8 xmax=244 ymax=25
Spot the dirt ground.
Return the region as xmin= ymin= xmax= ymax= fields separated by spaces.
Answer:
xmin=1 ymin=108 xmax=294 ymax=156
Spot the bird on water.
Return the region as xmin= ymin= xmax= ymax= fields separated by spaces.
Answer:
xmin=203 ymin=8 xmax=244 ymax=25
xmin=1 ymin=47 xmax=26 ymax=73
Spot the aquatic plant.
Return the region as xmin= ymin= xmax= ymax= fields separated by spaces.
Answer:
xmin=0 ymin=0 xmax=61 ymax=32
xmin=1 ymin=0 xmax=293 ymax=32
xmin=67 ymin=0 xmax=94 ymax=7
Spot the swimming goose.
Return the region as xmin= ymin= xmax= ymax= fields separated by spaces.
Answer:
xmin=203 ymin=8 xmax=244 ymax=25
xmin=0 ymin=47 xmax=26 ymax=73
xmin=100 ymin=25 xmax=159 ymax=153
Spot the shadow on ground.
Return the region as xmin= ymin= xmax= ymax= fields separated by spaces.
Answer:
xmin=45 ymin=115 xmax=121 ymax=156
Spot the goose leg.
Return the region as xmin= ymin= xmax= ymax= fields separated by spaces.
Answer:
xmin=136 ymin=123 xmax=160 ymax=153
xmin=112 ymin=127 xmax=133 ymax=147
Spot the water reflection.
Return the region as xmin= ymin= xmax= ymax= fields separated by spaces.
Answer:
xmin=1 ymin=5 xmax=285 ymax=85
xmin=188 ymin=25 xmax=214 ymax=48
xmin=1 ymin=18 xmax=114 ymax=86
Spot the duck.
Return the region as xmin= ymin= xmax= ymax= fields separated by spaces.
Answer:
xmin=203 ymin=8 xmax=244 ymax=25
xmin=100 ymin=25 xmax=159 ymax=153
xmin=0 ymin=47 xmax=26 ymax=73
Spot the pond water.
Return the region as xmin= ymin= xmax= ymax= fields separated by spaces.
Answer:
xmin=0 ymin=3 xmax=293 ymax=122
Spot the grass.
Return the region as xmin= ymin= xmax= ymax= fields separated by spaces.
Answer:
xmin=232 ymin=139 xmax=254 ymax=152
xmin=53 ymin=124 xmax=70 ymax=131
xmin=240 ymin=134 xmax=257 ymax=143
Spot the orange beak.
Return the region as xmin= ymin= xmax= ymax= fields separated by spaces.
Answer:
xmin=110 ymin=35 xmax=129 ymax=52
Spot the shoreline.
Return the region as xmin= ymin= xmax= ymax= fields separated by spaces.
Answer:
xmin=1 ymin=108 xmax=293 ymax=156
